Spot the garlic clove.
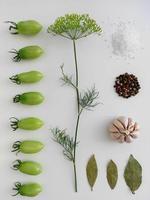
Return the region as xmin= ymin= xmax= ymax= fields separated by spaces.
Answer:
xmin=118 ymin=116 xmax=128 ymax=128
xmin=128 ymin=125 xmax=135 ymax=133
xmin=130 ymin=131 xmax=139 ymax=138
xmin=111 ymin=132 xmax=121 ymax=140
xmin=109 ymin=125 xmax=120 ymax=133
xmin=113 ymin=120 xmax=124 ymax=131
xmin=118 ymin=135 xmax=125 ymax=143
xmin=125 ymin=136 xmax=133 ymax=143
xmin=128 ymin=118 xmax=135 ymax=130
xmin=134 ymin=122 xmax=140 ymax=131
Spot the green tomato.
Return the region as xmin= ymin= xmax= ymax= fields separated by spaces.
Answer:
xmin=10 ymin=117 xmax=44 ymax=131
xmin=12 ymin=160 xmax=42 ymax=175
xmin=10 ymin=45 xmax=44 ymax=62
xmin=12 ymin=140 xmax=44 ymax=154
xmin=13 ymin=92 xmax=44 ymax=105
xmin=18 ymin=46 xmax=43 ymax=59
xmin=13 ymin=182 xmax=42 ymax=197
xmin=17 ymin=20 xmax=42 ymax=35
xmin=6 ymin=20 xmax=42 ymax=35
xmin=10 ymin=71 xmax=43 ymax=84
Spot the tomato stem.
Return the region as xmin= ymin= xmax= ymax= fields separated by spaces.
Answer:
xmin=5 ymin=21 xmax=18 ymax=34
xmin=11 ymin=141 xmax=21 ymax=153
xmin=12 ymin=182 xmax=21 ymax=196
xmin=12 ymin=160 xmax=22 ymax=170
xmin=9 ymin=49 xmax=21 ymax=62
xmin=10 ymin=117 xmax=19 ymax=131
xmin=13 ymin=95 xmax=21 ymax=103
xmin=9 ymin=75 xmax=21 ymax=84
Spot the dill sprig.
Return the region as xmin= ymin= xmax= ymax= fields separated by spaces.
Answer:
xmin=60 ymin=64 xmax=76 ymax=89
xmin=60 ymin=65 xmax=99 ymax=111
xmin=47 ymin=14 xmax=102 ymax=40
xmin=48 ymin=13 xmax=102 ymax=192
xmin=79 ymin=87 xmax=99 ymax=110
xmin=52 ymin=128 xmax=75 ymax=161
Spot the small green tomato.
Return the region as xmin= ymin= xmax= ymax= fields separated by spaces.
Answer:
xmin=9 ymin=45 xmax=44 ymax=62
xmin=10 ymin=71 xmax=43 ymax=84
xmin=10 ymin=117 xmax=44 ymax=131
xmin=12 ymin=182 xmax=42 ymax=197
xmin=12 ymin=160 xmax=42 ymax=175
xmin=12 ymin=140 xmax=44 ymax=154
xmin=13 ymin=92 xmax=44 ymax=105
xmin=6 ymin=20 xmax=42 ymax=35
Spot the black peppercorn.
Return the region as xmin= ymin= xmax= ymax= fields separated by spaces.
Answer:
xmin=114 ymin=73 xmax=141 ymax=98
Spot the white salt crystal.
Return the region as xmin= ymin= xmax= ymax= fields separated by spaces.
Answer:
xmin=111 ymin=22 xmax=141 ymax=59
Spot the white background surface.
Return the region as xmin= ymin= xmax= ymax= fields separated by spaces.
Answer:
xmin=0 ymin=0 xmax=150 ymax=199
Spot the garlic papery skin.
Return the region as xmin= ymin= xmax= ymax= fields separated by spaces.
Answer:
xmin=109 ymin=116 xmax=140 ymax=143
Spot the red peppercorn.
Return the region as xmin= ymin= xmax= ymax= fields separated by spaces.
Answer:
xmin=114 ymin=73 xmax=141 ymax=98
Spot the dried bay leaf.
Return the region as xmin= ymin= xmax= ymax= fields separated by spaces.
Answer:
xmin=124 ymin=155 xmax=142 ymax=194
xmin=107 ymin=160 xmax=118 ymax=189
xmin=86 ymin=154 xmax=98 ymax=191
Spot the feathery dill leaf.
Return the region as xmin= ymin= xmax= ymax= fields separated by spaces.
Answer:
xmin=51 ymin=127 xmax=75 ymax=161
xmin=79 ymin=86 xmax=99 ymax=110
xmin=60 ymin=64 xmax=76 ymax=88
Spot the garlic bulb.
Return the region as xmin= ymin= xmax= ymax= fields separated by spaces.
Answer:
xmin=109 ymin=116 xmax=140 ymax=143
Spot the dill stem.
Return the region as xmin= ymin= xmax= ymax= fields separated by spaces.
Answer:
xmin=73 ymin=109 xmax=82 ymax=192
xmin=73 ymin=161 xmax=77 ymax=192
xmin=72 ymin=39 xmax=82 ymax=192
xmin=73 ymin=40 xmax=80 ymax=114
xmin=73 ymin=110 xmax=82 ymax=161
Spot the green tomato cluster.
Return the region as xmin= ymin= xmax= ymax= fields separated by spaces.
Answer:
xmin=8 ymin=19 xmax=45 ymax=197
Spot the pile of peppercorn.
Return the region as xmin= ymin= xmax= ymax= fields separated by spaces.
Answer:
xmin=114 ymin=73 xmax=141 ymax=98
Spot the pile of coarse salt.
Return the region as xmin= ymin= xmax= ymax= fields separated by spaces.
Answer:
xmin=111 ymin=22 xmax=141 ymax=60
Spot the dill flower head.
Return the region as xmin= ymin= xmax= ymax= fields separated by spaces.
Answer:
xmin=47 ymin=13 xmax=102 ymax=40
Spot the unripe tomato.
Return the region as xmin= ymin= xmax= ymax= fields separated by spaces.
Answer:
xmin=13 ymin=182 xmax=42 ymax=197
xmin=12 ymin=160 xmax=42 ymax=175
xmin=10 ymin=117 xmax=44 ymax=131
xmin=12 ymin=140 xmax=44 ymax=154
xmin=9 ymin=45 xmax=44 ymax=62
xmin=6 ymin=20 xmax=42 ymax=35
xmin=10 ymin=71 xmax=43 ymax=84
xmin=13 ymin=92 xmax=44 ymax=105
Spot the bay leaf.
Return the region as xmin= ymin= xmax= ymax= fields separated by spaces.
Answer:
xmin=124 ymin=154 xmax=142 ymax=194
xmin=107 ymin=160 xmax=118 ymax=189
xmin=86 ymin=154 xmax=98 ymax=191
